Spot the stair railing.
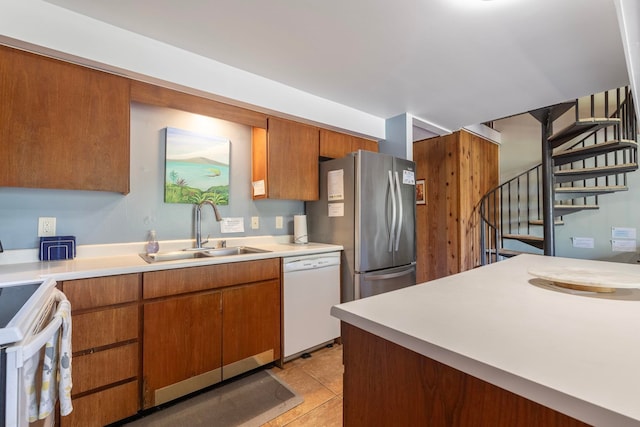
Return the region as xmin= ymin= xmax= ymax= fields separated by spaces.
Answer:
xmin=557 ymin=87 xmax=637 ymax=209
xmin=480 ymin=87 xmax=637 ymax=265
xmin=480 ymin=164 xmax=542 ymax=264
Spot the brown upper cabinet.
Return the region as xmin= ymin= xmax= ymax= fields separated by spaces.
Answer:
xmin=319 ymin=128 xmax=378 ymax=159
xmin=0 ymin=46 xmax=131 ymax=194
xmin=252 ymin=117 xmax=320 ymax=201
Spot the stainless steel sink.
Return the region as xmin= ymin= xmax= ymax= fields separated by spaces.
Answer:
xmin=201 ymin=246 xmax=270 ymax=257
xmin=139 ymin=246 xmax=270 ymax=263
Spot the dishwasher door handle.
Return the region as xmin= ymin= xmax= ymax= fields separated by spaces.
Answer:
xmin=283 ymin=255 xmax=341 ymax=273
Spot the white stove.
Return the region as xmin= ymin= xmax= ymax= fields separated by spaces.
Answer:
xmin=0 ymin=278 xmax=56 ymax=346
xmin=1 ymin=277 xmax=61 ymax=427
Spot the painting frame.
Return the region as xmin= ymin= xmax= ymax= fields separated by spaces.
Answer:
xmin=416 ymin=179 xmax=426 ymax=205
xmin=164 ymin=127 xmax=231 ymax=205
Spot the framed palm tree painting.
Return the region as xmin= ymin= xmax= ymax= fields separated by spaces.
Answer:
xmin=164 ymin=127 xmax=230 ymax=205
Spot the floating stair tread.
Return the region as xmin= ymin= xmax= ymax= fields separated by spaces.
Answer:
xmin=555 ymin=185 xmax=628 ymax=193
xmin=553 ymin=139 xmax=637 ymax=165
xmin=487 ymin=248 xmax=531 ymax=258
xmin=555 ymin=204 xmax=599 ymax=209
xmin=548 ymin=118 xmax=621 ymax=149
xmin=553 ymin=204 xmax=599 ymax=216
xmin=503 ymin=233 xmax=543 ymax=241
xmin=497 ymin=249 xmax=527 ymax=258
xmin=554 ymin=185 xmax=628 ymax=199
xmin=554 ymin=163 xmax=638 ymax=182
xmin=529 ymin=219 xmax=564 ymax=226
xmin=502 ymin=234 xmax=544 ymax=249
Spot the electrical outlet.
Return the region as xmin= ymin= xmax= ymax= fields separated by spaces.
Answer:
xmin=251 ymin=216 xmax=259 ymax=229
xmin=38 ymin=217 xmax=56 ymax=237
xmin=275 ymin=216 xmax=284 ymax=229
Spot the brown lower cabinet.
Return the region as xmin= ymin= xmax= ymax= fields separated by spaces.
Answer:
xmin=141 ymin=258 xmax=281 ymax=409
xmin=59 ymin=274 xmax=141 ymax=427
xmin=58 ymin=258 xmax=281 ymax=426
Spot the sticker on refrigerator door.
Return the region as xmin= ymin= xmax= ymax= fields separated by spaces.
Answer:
xmin=403 ymin=170 xmax=415 ymax=185
xmin=327 ymin=169 xmax=344 ymax=201
xmin=328 ymin=202 xmax=344 ymax=217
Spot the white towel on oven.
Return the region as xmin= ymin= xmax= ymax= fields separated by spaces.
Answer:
xmin=37 ymin=291 xmax=73 ymax=419
xmin=24 ymin=348 xmax=40 ymax=422
xmin=38 ymin=328 xmax=60 ymax=419
xmin=56 ymin=297 xmax=73 ymax=416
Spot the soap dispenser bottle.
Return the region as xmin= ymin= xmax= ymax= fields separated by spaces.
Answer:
xmin=146 ymin=230 xmax=159 ymax=254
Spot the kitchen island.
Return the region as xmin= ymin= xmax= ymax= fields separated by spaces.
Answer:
xmin=331 ymin=254 xmax=640 ymax=426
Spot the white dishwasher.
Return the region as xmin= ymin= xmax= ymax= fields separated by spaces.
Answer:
xmin=283 ymin=251 xmax=341 ymax=361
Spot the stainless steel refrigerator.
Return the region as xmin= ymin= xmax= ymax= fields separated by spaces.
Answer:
xmin=306 ymin=150 xmax=416 ymax=302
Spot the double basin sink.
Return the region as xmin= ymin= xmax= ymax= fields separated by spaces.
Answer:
xmin=140 ymin=246 xmax=270 ymax=263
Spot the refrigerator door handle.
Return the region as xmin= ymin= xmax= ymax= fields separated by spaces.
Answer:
xmin=363 ymin=267 xmax=414 ymax=281
xmin=394 ymin=171 xmax=403 ymax=251
xmin=388 ymin=170 xmax=397 ymax=252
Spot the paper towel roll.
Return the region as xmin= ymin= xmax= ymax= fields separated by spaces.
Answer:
xmin=294 ymin=215 xmax=308 ymax=244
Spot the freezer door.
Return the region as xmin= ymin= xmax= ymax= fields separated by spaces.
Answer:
xmin=355 ymin=150 xmax=395 ymax=272
xmin=392 ymin=157 xmax=416 ymax=266
xmin=355 ymin=263 xmax=416 ymax=299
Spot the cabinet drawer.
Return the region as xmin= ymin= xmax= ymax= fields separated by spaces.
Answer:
xmin=73 ymin=343 xmax=138 ymax=394
xmin=60 ymin=380 xmax=138 ymax=427
xmin=73 ymin=305 xmax=139 ymax=352
xmin=62 ymin=274 xmax=140 ymax=310
xmin=143 ymin=258 xmax=280 ymax=299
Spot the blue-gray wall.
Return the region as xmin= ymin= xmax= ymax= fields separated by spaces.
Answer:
xmin=0 ymin=103 xmax=303 ymax=250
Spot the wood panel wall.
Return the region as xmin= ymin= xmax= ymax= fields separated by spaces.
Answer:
xmin=413 ymin=130 xmax=499 ymax=283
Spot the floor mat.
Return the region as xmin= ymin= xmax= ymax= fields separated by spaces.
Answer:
xmin=124 ymin=369 xmax=303 ymax=427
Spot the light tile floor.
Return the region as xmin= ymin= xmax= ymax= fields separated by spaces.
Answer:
xmin=264 ymin=344 xmax=344 ymax=427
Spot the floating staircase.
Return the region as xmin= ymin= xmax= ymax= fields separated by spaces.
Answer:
xmin=480 ymin=87 xmax=638 ymax=264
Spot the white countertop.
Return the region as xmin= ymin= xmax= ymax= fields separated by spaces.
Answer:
xmin=0 ymin=236 xmax=342 ymax=282
xmin=331 ymin=254 xmax=640 ymax=426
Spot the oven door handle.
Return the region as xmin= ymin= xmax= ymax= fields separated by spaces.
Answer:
xmin=11 ymin=316 xmax=63 ymax=368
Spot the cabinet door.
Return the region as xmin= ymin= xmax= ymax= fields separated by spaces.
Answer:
xmin=320 ymin=129 xmax=378 ymax=159
xmin=320 ymin=129 xmax=353 ymax=159
xmin=62 ymin=274 xmax=140 ymax=310
xmin=60 ymin=381 xmax=138 ymax=427
xmin=72 ymin=305 xmax=139 ymax=353
xmin=0 ymin=45 xmax=130 ymax=193
xmin=142 ymin=291 xmax=222 ymax=408
xmin=222 ymin=279 xmax=281 ymax=369
xmin=252 ymin=117 xmax=319 ymax=200
xmin=351 ymin=136 xmax=378 ymax=153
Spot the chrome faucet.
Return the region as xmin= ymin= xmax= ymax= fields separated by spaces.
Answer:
xmin=195 ymin=200 xmax=223 ymax=249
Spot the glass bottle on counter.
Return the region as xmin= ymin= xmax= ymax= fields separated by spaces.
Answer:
xmin=146 ymin=230 xmax=159 ymax=254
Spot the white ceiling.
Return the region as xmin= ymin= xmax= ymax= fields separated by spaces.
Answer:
xmin=44 ymin=0 xmax=631 ymax=132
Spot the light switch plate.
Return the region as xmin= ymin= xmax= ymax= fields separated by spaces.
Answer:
xmin=251 ymin=216 xmax=259 ymax=229
xmin=275 ymin=216 xmax=283 ymax=229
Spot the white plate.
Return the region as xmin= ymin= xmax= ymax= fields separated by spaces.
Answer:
xmin=528 ymin=267 xmax=640 ymax=289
